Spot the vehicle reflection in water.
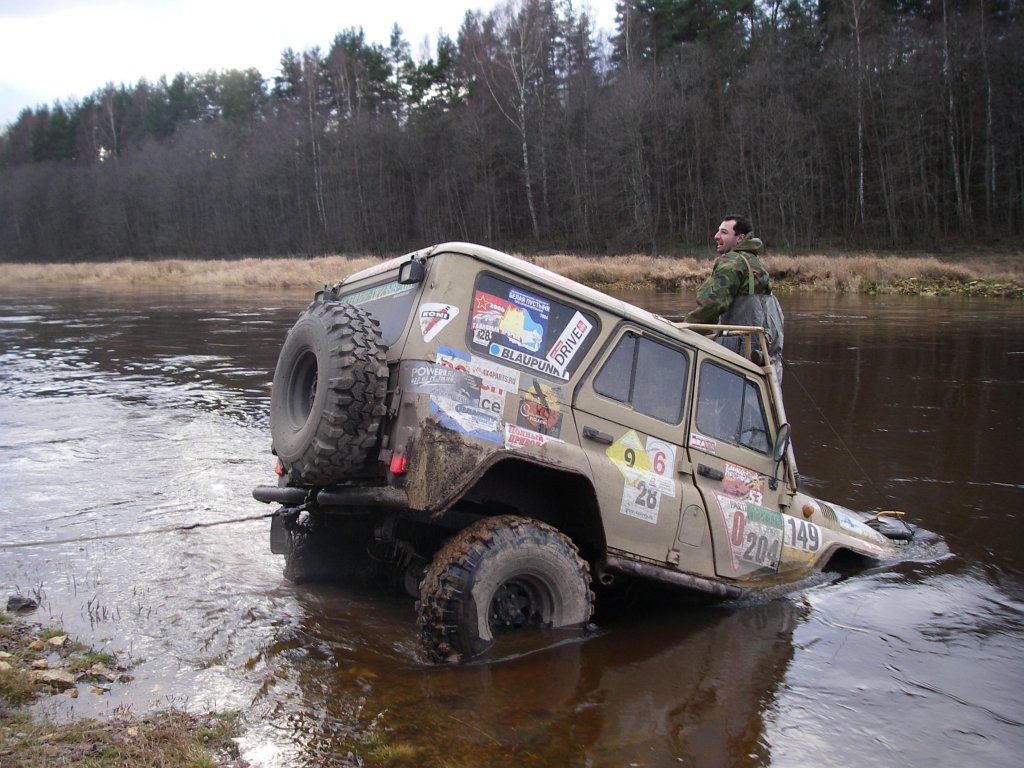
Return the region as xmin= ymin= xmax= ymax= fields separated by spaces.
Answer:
xmin=1 ymin=287 xmax=1022 ymax=767
xmin=248 ymin=587 xmax=803 ymax=767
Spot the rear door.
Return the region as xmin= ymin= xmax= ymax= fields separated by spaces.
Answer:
xmin=573 ymin=326 xmax=708 ymax=567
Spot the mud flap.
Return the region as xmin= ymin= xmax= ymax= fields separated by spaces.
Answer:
xmin=270 ymin=512 xmax=289 ymax=554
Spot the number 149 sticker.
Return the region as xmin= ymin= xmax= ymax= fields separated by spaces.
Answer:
xmin=607 ymin=430 xmax=676 ymax=524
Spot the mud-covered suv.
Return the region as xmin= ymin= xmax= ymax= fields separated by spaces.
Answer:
xmin=254 ymin=242 xmax=914 ymax=662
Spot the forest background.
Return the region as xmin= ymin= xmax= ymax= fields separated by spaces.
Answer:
xmin=0 ymin=0 xmax=1021 ymax=265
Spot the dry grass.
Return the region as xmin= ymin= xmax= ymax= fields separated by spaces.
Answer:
xmin=1 ymin=251 xmax=1021 ymax=297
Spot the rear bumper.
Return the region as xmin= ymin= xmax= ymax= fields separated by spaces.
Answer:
xmin=253 ymin=484 xmax=409 ymax=509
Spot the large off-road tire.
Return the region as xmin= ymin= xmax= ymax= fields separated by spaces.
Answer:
xmin=270 ymin=297 xmax=388 ymax=486
xmin=417 ymin=515 xmax=594 ymax=663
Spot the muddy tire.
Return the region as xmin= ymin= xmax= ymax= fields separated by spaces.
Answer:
xmin=270 ymin=297 xmax=388 ymax=486
xmin=283 ymin=515 xmax=376 ymax=584
xmin=417 ymin=516 xmax=594 ymax=663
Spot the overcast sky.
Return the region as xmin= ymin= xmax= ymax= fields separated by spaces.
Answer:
xmin=0 ymin=0 xmax=617 ymax=128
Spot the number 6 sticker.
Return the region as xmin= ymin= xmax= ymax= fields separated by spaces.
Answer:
xmin=644 ymin=437 xmax=676 ymax=498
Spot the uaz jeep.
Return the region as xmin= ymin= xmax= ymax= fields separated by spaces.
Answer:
xmin=254 ymin=242 xmax=914 ymax=662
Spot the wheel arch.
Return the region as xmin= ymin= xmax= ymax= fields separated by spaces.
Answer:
xmin=452 ymin=457 xmax=607 ymax=566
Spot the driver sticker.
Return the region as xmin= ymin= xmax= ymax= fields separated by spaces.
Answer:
xmin=715 ymin=492 xmax=783 ymax=572
xmin=544 ymin=311 xmax=593 ymax=378
xmin=418 ymin=302 xmax=459 ymax=342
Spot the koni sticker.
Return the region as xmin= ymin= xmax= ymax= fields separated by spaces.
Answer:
xmin=715 ymin=492 xmax=783 ymax=572
xmin=722 ymin=463 xmax=765 ymax=505
xmin=418 ymin=302 xmax=459 ymax=342
xmin=517 ymin=381 xmax=563 ymax=437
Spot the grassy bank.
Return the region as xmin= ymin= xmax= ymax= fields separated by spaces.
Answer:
xmin=0 ymin=611 xmax=245 ymax=767
xmin=1 ymin=251 xmax=1022 ymax=298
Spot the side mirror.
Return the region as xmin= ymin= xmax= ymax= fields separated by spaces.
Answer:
xmin=769 ymin=423 xmax=791 ymax=490
xmin=772 ymin=423 xmax=791 ymax=463
xmin=398 ymin=259 xmax=426 ymax=285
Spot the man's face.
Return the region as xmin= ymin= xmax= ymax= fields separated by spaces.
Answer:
xmin=714 ymin=220 xmax=746 ymax=254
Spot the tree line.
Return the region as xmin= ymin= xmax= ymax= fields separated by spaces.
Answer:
xmin=0 ymin=0 xmax=1020 ymax=263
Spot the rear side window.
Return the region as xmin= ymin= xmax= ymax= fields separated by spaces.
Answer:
xmin=695 ymin=362 xmax=770 ymax=453
xmin=594 ymin=332 xmax=688 ymax=424
xmin=338 ymin=280 xmax=418 ymax=346
xmin=468 ymin=273 xmax=599 ymax=381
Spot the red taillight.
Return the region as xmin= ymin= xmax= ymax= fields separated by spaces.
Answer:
xmin=389 ymin=453 xmax=408 ymax=475
xmin=275 ymin=459 xmax=285 ymax=476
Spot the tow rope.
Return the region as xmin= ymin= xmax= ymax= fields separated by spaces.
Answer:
xmin=0 ymin=510 xmax=282 ymax=550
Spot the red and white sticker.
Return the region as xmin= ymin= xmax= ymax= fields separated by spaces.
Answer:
xmin=689 ymin=433 xmax=717 ymax=454
xmin=419 ymin=303 xmax=459 ymax=342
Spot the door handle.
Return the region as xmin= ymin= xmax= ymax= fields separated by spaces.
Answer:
xmin=697 ymin=464 xmax=724 ymax=481
xmin=582 ymin=426 xmax=613 ymax=445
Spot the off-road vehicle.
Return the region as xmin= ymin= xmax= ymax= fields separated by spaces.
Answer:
xmin=254 ymin=242 xmax=915 ymax=662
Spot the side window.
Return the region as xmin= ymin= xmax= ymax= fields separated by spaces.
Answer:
xmin=468 ymin=273 xmax=599 ymax=381
xmin=696 ymin=362 xmax=770 ymax=453
xmin=594 ymin=332 xmax=688 ymax=424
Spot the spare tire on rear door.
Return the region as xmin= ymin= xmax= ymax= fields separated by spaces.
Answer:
xmin=270 ymin=295 xmax=388 ymax=486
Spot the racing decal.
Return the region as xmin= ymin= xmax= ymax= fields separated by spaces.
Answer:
xmin=435 ymin=346 xmax=519 ymax=418
xmin=606 ymin=430 xmax=678 ymax=525
xmin=783 ymin=516 xmax=822 ymax=554
xmin=471 ymin=289 xmax=549 ymax=353
xmin=689 ymin=433 xmax=717 ymax=455
xmin=517 ymin=381 xmax=563 ymax=437
xmin=544 ymin=311 xmax=594 ymax=378
xmin=504 ymin=423 xmax=562 ymax=449
xmin=418 ymin=302 xmax=459 ymax=342
xmin=607 ymin=430 xmax=650 ymax=485
xmin=412 ymin=360 xmax=502 ymax=444
xmin=722 ymin=463 xmax=765 ymax=505
xmin=715 ymin=492 xmax=783 ymax=571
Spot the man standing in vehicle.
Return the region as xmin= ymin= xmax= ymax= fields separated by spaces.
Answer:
xmin=685 ymin=215 xmax=784 ymax=382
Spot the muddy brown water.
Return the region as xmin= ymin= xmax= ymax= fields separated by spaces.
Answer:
xmin=0 ymin=287 xmax=1021 ymax=767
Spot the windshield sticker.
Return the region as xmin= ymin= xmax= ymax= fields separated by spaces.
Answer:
xmin=517 ymin=381 xmax=563 ymax=437
xmin=723 ymin=463 xmax=765 ymax=505
xmin=689 ymin=433 xmax=717 ymax=455
xmin=544 ymin=311 xmax=593 ymax=377
xmin=715 ymin=493 xmax=783 ymax=572
xmin=471 ymin=289 xmax=548 ymax=353
xmin=435 ymin=346 xmax=519 ymax=417
xmin=419 ymin=302 xmax=459 ymax=342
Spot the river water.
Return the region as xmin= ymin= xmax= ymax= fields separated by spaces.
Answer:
xmin=0 ymin=286 xmax=1021 ymax=767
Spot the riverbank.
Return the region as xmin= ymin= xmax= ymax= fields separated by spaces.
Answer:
xmin=0 ymin=610 xmax=245 ymax=767
xmin=2 ymin=251 xmax=1021 ymax=298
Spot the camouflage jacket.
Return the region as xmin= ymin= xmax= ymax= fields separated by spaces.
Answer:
xmin=684 ymin=237 xmax=772 ymax=324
